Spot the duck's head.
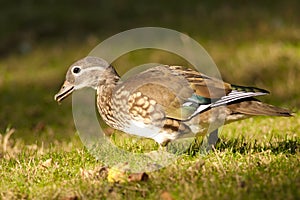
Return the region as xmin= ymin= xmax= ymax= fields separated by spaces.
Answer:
xmin=54 ymin=56 xmax=110 ymax=103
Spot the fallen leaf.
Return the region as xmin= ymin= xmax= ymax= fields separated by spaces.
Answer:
xmin=98 ymin=166 xmax=109 ymax=179
xmin=128 ymin=172 xmax=149 ymax=182
xmin=107 ymin=167 xmax=127 ymax=183
xmin=61 ymin=196 xmax=79 ymax=200
xmin=160 ymin=191 xmax=173 ymax=200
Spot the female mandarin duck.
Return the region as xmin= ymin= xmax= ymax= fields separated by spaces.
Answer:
xmin=55 ymin=56 xmax=291 ymax=146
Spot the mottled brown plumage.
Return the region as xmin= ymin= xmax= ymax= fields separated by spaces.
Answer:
xmin=55 ymin=56 xmax=292 ymax=146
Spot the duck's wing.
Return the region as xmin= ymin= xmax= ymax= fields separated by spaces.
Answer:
xmin=119 ymin=65 xmax=270 ymax=121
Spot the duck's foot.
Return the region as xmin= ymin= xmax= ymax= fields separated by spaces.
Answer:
xmin=186 ymin=129 xmax=220 ymax=155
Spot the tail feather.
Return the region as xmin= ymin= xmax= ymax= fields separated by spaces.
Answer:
xmin=228 ymin=99 xmax=292 ymax=117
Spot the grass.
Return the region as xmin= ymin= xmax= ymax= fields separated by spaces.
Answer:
xmin=0 ymin=114 xmax=299 ymax=199
xmin=1 ymin=1 xmax=300 ymax=199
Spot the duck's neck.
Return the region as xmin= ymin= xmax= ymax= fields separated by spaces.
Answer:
xmin=96 ymin=66 xmax=121 ymax=127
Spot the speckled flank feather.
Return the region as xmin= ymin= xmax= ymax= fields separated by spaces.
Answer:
xmin=55 ymin=56 xmax=292 ymax=146
xmin=128 ymin=91 xmax=159 ymax=124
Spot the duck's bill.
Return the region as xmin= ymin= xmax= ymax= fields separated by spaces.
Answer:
xmin=54 ymin=81 xmax=74 ymax=103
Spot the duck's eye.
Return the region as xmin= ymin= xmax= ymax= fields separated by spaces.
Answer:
xmin=72 ymin=67 xmax=81 ymax=74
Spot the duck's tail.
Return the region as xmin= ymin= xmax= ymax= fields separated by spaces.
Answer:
xmin=227 ymin=98 xmax=292 ymax=117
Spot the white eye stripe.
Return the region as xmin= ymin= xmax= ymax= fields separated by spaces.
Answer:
xmin=84 ymin=66 xmax=106 ymax=72
xmin=71 ymin=65 xmax=107 ymax=76
xmin=73 ymin=66 xmax=105 ymax=73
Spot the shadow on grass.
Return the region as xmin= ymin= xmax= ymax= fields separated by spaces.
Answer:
xmin=215 ymin=136 xmax=299 ymax=155
xmin=185 ymin=135 xmax=299 ymax=156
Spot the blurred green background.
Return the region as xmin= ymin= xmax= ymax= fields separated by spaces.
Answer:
xmin=0 ymin=0 xmax=299 ymax=143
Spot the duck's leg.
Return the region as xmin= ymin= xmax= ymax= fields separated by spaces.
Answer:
xmin=203 ymin=129 xmax=219 ymax=152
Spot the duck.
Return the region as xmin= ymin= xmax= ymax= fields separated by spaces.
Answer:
xmin=54 ymin=56 xmax=291 ymax=146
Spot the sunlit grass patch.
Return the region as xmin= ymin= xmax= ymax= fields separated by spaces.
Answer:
xmin=0 ymin=112 xmax=299 ymax=199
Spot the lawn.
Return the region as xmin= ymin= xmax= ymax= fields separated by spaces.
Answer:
xmin=0 ymin=114 xmax=299 ymax=199
xmin=0 ymin=1 xmax=299 ymax=199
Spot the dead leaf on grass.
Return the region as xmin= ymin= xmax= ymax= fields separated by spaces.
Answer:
xmin=128 ymin=172 xmax=149 ymax=182
xmin=160 ymin=191 xmax=173 ymax=200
